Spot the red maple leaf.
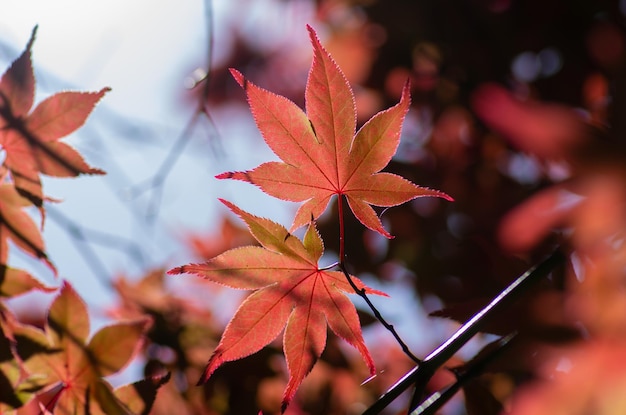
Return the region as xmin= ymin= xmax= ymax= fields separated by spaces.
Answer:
xmin=0 ymin=26 xmax=107 ymax=207
xmin=217 ymin=25 xmax=451 ymax=238
xmin=168 ymin=199 xmax=387 ymax=410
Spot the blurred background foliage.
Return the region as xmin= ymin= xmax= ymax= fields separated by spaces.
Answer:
xmin=4 ymin=0 xmax=626 ymax=414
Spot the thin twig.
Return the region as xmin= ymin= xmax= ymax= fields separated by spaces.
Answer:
xmin=410 ymin=332 xmax=517 ymax=415
xmin=46 ymin=206 xmax=115 ymax=290
xmin=336 ymin=195 xmax=421 ymax=363
xmin=128 ymin=0 xmax=219 ymax=224
xmin=338 ymin=195 xmax=346 ymax=262
xmin=47 ymin=205 xmax=148 ymax=267
xmin=129 ymin=110 xmax=202 ymax=224
xmin=338 ymin=263 xmax=421 ymax=364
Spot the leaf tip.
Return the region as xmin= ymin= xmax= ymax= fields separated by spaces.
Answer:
xmin=27 ymin=25 xmax=38 ymax=51
xmin=417 ymin=186 xmax=454 ymax=203
xmin=214 ymin=171 xmax=230 ymax=180
xmin=215 ymin=170 xmax=251 ymax=182
xmin=197 ymin=354 xmax=221 ymax=385
xmin=217 ymin=198 xmax=238 ymax=212
xmin=88 ymin=167 xmax=106 ymax=176
xmin=306 ymin=24 xmax=323 ymax=50
xmin=436 ymin=190 xmax=454 ymax=202
xmin=166 ymin=266 xmax=185 ymax=275
xmin=229 ymin=68 xmax=245 ymax=88
xmin=374 ymin=227 xmax=394 ymax=240
xmin=98 ymin=86 xmax=112 ymax=97
xmin=215 ymin=171 xmax=256 ymax=185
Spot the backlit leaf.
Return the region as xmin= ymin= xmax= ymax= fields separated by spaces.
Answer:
xmin=217 ymin=25 xmax=451 ymax=238
xmin=87 ymin=319 xmax=149 ymax=377
xmin=168 ymin=200 xmax=386 ymax=410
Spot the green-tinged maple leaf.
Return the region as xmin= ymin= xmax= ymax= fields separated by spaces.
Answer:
xmin=0 ymin=26 xmax=107 ymax=208
xmin=12 ymin=281 xmax=159 ymax=415
xmin=0 ymin=184 xmax=55 ymax=274
xmin=0 ymin=308 xmax=31 ymax=413
xmin=217 ymin=25 xmax=451 ymax=238
xmin=168 ymin=199 xmax=387 ymax=411
xmin=0 ymin=304 xmax=55 ymax=413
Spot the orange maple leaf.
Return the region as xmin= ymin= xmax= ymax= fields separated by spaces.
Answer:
xmin=0 ymin=26 xmax=107 ymax=207
xmin=217 ymin=25 xmax=451 ymax=238
xmin=168 ymin=199 xmax=387 ymax=410
xmin=13 ymin=282 xmax=162 ymax=415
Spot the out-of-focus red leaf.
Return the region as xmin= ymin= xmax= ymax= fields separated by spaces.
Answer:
xmin=498 ymin=184 xmax=581 ymax=253
xmin=472 ymin=83 xmax=584 ymax=159
xmin=509 ymin=341 xmax=626 ymax=415
xmin=181 ymin=215 xmax=254 ymax=261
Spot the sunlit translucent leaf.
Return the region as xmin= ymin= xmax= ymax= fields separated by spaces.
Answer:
xmin=217 ymin=25 xmax=451 ymax=238
xmin=169 ymin=200 xmax=386 ymax=410
xmin=87 ymin=319 xmax=150 ymax=377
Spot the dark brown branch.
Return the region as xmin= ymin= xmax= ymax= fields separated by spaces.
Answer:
xmin=362 ymin=249 xmax=566 ymax=415
xmin=409 ymin=332 xmax=516 ymax=415
xmin=338 ymin=262 xmax=421 ymax=364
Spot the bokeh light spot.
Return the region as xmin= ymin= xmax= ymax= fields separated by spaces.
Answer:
xmin=511 ymin=51 xmax=541 ymax=82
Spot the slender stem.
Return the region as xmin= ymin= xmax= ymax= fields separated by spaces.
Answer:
xmin=338 ymin=194 xmax=345 ymax=262
xmin=131 ymin=110 xmax=200 ymax=224
xmin=339 ymin=263 xmax=421 ymax=364
xmin=129 ymin=0 xmax=219 ymax=224
xmin=47 ymin=206 xmax=114 ymax=290
xmin=336 ymin=195 xmax=420 ymax=363
xmin=320 ymin=261 xmax=339 ymax=271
